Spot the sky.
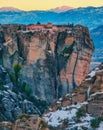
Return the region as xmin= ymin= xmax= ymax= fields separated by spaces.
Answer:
xmin=0 ymin=0 xmax=103 ymax=11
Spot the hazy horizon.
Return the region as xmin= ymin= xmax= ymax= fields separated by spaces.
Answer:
xmin=0 ymin=0 xmax=102 ymax=11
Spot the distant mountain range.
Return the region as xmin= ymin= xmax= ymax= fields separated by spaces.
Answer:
xmin=50 ymin=5 xmax=74 ymax=12
xmin=0 ymin=6 xmax=103 ymax=30
xmin=90 ymin=25 xmax=103 ymax=48
xmin=0 ymin=6 xmax=74 ymax=12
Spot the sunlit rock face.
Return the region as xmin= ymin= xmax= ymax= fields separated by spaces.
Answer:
xmin=0 ymin=24 xmax=94 ymax=103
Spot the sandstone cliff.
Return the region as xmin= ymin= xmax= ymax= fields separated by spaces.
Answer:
xmin=0 ymin=24 xmax=94 ymax=103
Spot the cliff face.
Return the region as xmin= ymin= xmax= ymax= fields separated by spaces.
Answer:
xmin=0 ymin=24 xmax=94 ymax=103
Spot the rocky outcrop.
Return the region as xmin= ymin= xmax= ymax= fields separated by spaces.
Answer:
xmin=0 ymin=66 xmax=42 ymax=122
xmin=0 ymin=88 xmax=41 ymax=122
xmin=0 ymin=63 xmax=51 ymax=123
xmin=0 ymin=24 xmax=94 ymax=103
xmin=43 ymin=63 xmax=103 ymax=130
xmin=45 ymin=63 xmax=103 ymax=115
xmin=0 ymin=114 xmax=49 ymax=130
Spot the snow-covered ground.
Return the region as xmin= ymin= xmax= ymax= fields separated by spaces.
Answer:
xmin=44 ymin=102 xmax=93 ymax=129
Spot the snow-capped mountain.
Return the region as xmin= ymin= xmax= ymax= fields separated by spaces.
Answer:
xmin=50 ymin=5 xmax=74 ymax=12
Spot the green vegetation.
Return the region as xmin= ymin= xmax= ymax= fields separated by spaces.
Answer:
xmin=13 ymin=63 xmax=21 ymax=83
xmin=90 ymin=116 xmax=103 ymax=128
xmin=63 ymin=43 xmax=74 ymax=55
xmin=9 ymin=63 xmax=21 ymax=85
xmin=9 ymin=63 xmax=32 ymax=96
xmin=24 ymin=85 xmax=32 ymax=96
xmin=0 ymin=64 xmax=48 ymax=115
xmin=19 ymin=81 xmax=32 ymax=96
xmin=63 ymin=118 xmax=69 ymax=127
xmin=76 ymin=108 xmax=86 ymax=119
xmin=81 ymin=126 xmax=88 ymax=130
xmin=98 ymin=116 xmax=103 ymax=122
xmin=63 ymin=47 xmax=70 ymax=54
xmin=90 ymin=118 xmax=100 ymax=128
xmin=57 ymin=106 xmax=62 ymax=110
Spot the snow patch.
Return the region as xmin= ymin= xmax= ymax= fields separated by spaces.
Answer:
xmin=44 ymin=108 xmax=77 ymax=127
xmin=59 ymin=98 xmax=62 ymax=101
xmin=85 ymin=78 xmax=92 ymax=81
xmin=44 ymin=102 xmax=89 ymax=127
xmin=90 ymin=91 xmax=103 ymax=97
xmin=88 ymin=70 xmax=96 ymax=77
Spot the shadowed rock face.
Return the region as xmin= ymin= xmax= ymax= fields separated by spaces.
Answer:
xmin=0 ymin=24 xmax=94 ymax=103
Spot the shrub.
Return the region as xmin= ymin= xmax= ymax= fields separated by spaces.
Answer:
xmin=90 ymin=116 xmax=103 ymax=129
xmin=13 ymin=63 xmax=21 ymax=83
xmin=63 ymin=47 xmax=70 ymax=54
xmin=90 ymin=118 xmax=100 ymax=128
xmin=20 ymin=82 xmax=26 ymax=92
xmin=24 ymin=85 xmax=32 ymax=96
xmin=63 ymin=118 xmax=69 ymax=127
xmin=9 ymin=63 xmax=21 ymax=85
xmin=81 ymin=126 xmax=88 ymax=130
xmin=57 ymin=106 xmax=62 ymax=110
xmin=98 ymin=116 xmax=103 ymax=122
xmin=76 ymin=108 xmax=86 ymax=119
xmin=13 ymin=63 xmax=21 ymax=74
xmin=63 ymin=43 xmax=74 ymax=54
